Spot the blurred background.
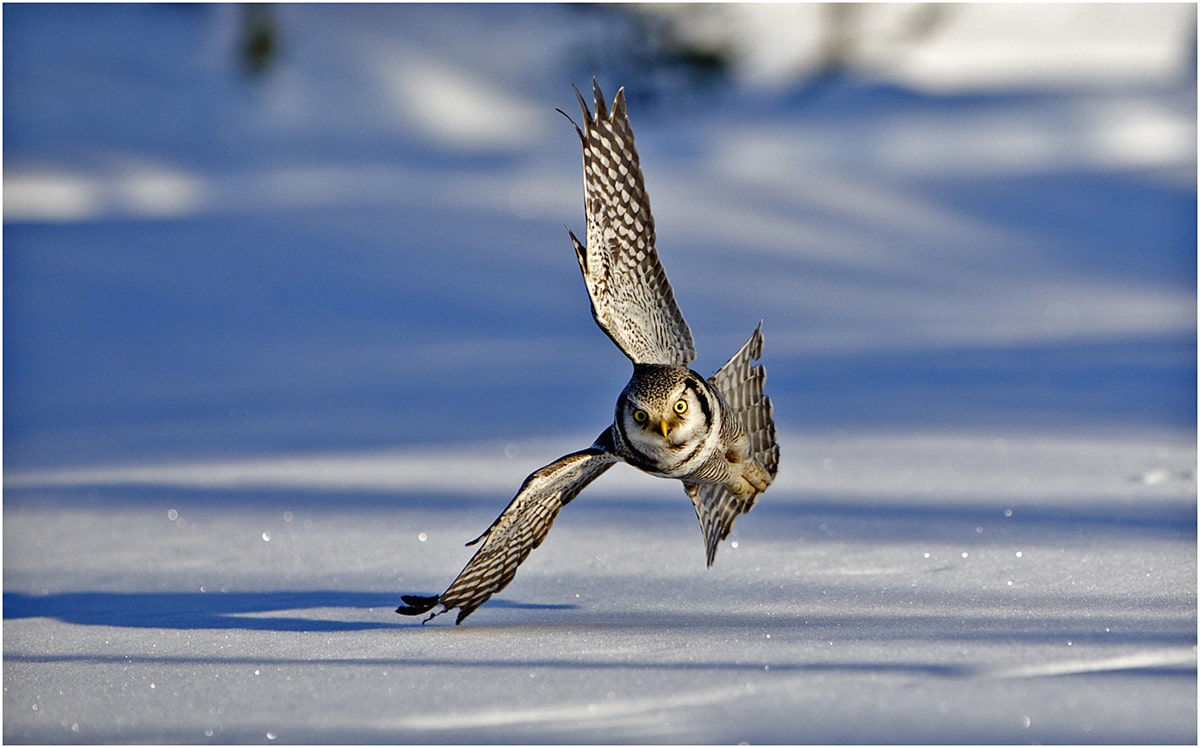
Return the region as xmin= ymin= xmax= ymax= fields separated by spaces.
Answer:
xmin=4 ymin=3 xmax=1196 ymax=477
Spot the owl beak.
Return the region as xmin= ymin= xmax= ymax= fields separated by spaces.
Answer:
xmin=659 ymin=419 xmax=671 ymax=438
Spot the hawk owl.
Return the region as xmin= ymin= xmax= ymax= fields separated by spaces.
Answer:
xmin=397 ymin=81 xmax=779 ymax=624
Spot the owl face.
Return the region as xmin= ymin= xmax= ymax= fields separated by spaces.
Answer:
xmin=617 ymin=366 xmax=711 ymax=450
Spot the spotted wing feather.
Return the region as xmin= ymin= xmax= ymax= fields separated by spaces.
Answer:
xmin=686 ymin=323 xmax=779 ymax=566
xmin=397 ymin=438 xmax=618 ymax=624
xmin=565 ymin=80 xmax=696 ymax=367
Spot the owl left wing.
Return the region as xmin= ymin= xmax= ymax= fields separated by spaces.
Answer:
xmin=397 ymin=434 xmax=618 ymax=624
xmin=564 ymin=80 xmax=696 ymax=367
xmin=686 ymin=323 xmax=780 ymax=566
xmin=710 ymin=322 xmax=779 ymax=477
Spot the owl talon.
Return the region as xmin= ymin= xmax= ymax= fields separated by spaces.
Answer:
xmin=723 ymin=463 xmax=772 ymax=500
xmin=744 ymin=462 xmax=772 ymax=492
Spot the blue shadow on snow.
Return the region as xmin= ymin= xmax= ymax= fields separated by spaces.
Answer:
xmin=2 ymin=590 xmax=574 ymax=632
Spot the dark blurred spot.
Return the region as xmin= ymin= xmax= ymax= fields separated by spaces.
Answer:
xmin=241 ymin=4 xmax=276 ymax=78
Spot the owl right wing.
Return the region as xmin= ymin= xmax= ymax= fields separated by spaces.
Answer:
xmin=564 ymin=80 xmax=696 ymax=367
xmin=397 ymin=432 xmax=619 ymax=624
xmin=687 ymin=322 xmax=780 ymax=566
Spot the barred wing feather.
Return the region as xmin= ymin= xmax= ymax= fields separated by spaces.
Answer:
xmin=565 ymin=80 xmax=696 ymax=367
xmin=398 ymin=440 xmax=618 ymax=624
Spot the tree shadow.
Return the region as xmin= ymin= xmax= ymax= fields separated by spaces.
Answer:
xmin=1 ymin=590 xmax=574 ymax=632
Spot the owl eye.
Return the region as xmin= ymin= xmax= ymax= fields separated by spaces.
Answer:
xmin=632 ymin=409 xmax=649 ymax=423
xmin=674 ymin=399 xmax=688 ymax=414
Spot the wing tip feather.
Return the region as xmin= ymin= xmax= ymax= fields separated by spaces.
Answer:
xmin=396 ymin=594 xmax=442 ymax=623
xmin=572 ymin=78 xmax=626 ymax=126
xmin=591 ymin=78 xmax=607 ymax=119
xmin=568 ymin=227 xmax=587 ymax=272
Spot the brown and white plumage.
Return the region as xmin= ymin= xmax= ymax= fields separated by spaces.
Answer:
xmin=397 ymin=81 xmax=779 ymax=625
xmin=686 ymin=322 xmax=780 ymax=566
xmin=566 ymin=84 xmax=695 ymax=367
xmin=398 ymin=444 xmax=617 ymax=624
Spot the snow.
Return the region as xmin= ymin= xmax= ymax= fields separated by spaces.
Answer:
xmin=4 ymin=3 xmax=1197 ymax=744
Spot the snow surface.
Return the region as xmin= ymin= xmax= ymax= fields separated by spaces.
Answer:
xmin=3 ymin=3 xmax=1197 ymax=744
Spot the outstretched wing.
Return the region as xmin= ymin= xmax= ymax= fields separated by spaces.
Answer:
xmin=686 ymin=322 xmax=780 ymax=566
xmin=564 ymin=80 xmax=696 ymax=366
xmin=397 ymin=434 xmax=619 ymax=624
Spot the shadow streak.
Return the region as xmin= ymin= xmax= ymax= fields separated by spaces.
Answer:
xmin=4 ymin=651 xmax=1192 ymax=681
xmin=2 ymin=590 xmax=574 ymax=632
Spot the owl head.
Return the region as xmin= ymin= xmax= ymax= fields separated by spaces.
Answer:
xmin=616 ymin=365 xmax=711 ymax=449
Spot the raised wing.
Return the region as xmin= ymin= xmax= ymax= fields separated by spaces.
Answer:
xmin=564 ymin=80 xmax=696 ymax=366
xmin=397 ymin=435 xmax=619 ymax=624
xmin=686 ymin=323 xmax=780 ymax=566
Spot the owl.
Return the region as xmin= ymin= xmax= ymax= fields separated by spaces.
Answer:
xmin=397 ymin=81 xmax=779 ymax=624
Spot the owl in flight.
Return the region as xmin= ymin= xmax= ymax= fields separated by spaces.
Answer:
xmin=397 ymin=81 xmax=779 ymax=624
